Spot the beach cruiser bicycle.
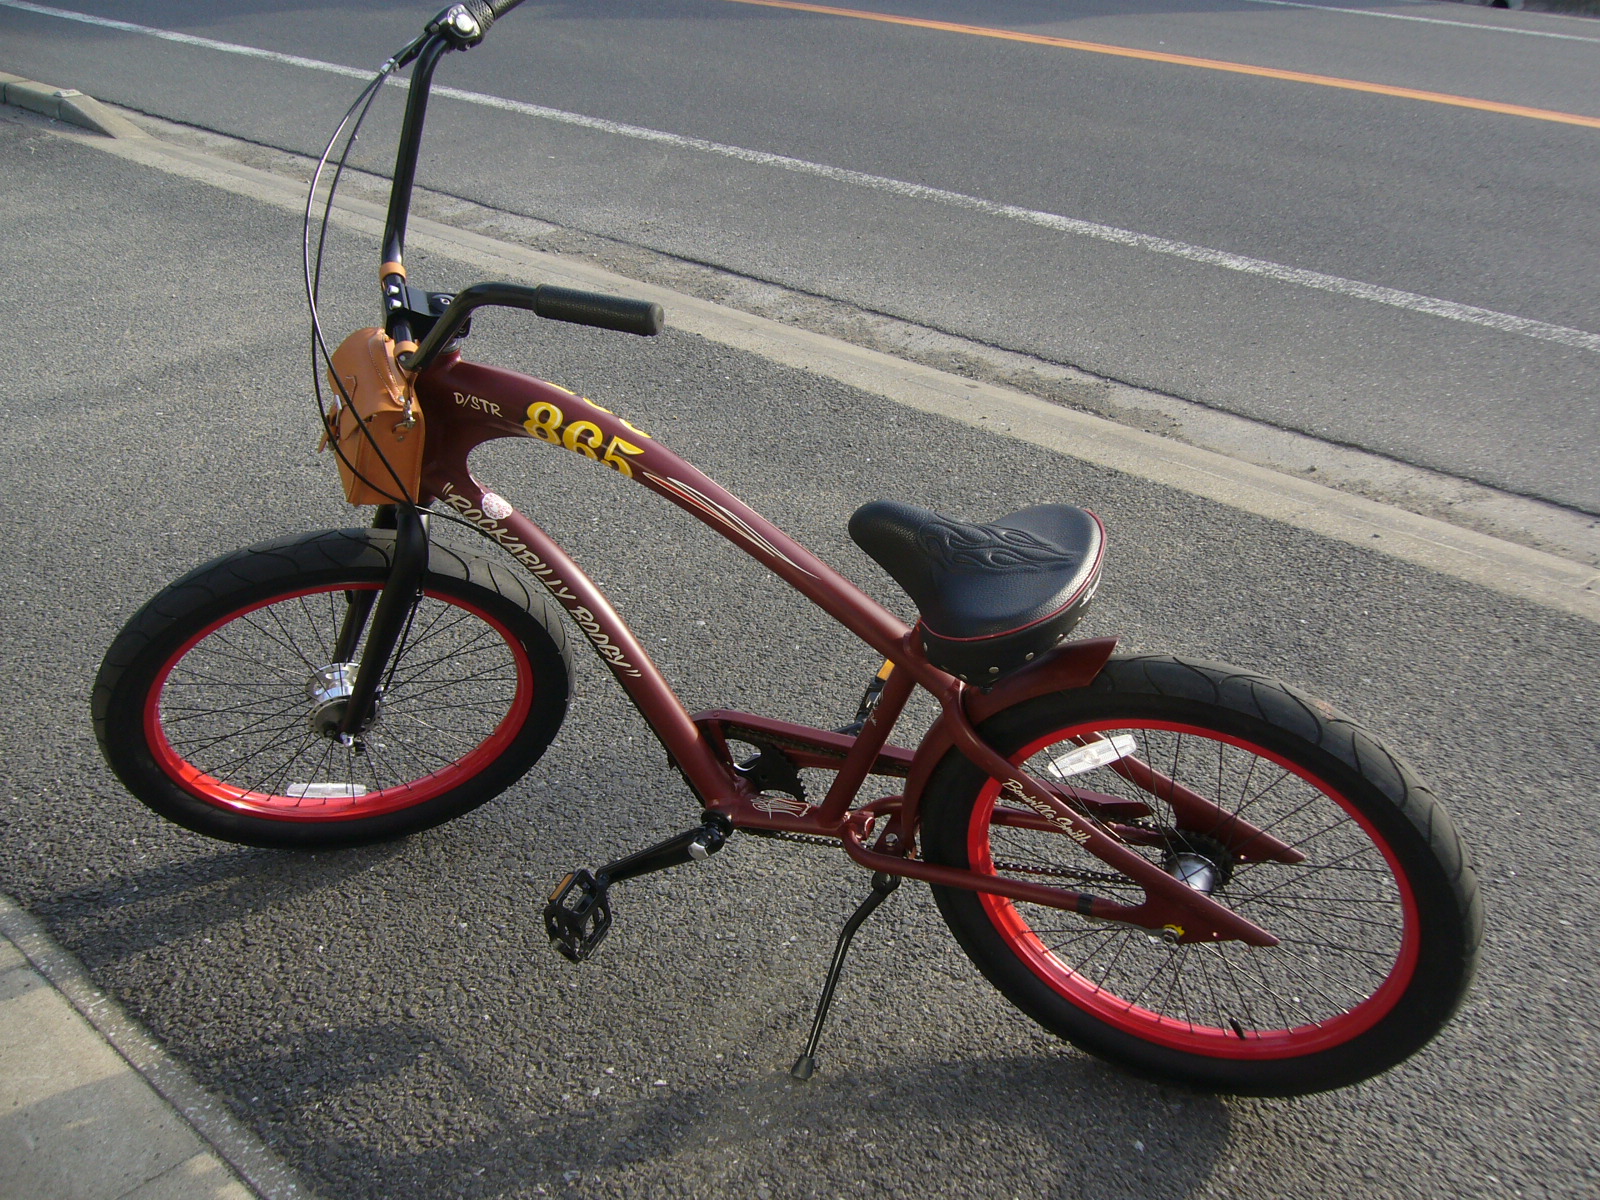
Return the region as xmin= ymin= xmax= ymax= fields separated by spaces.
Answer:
xmin=91 ymin=1 xmax=1481 ymax=1096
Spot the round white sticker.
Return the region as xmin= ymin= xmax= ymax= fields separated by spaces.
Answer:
xmin=481 ymin=492 xmax=513 ymax=520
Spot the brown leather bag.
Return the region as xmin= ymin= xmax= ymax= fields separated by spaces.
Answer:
xmin=323 ymin=328 xmax=426 ymax=506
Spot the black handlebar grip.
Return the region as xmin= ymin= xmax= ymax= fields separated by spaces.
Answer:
xmin=461 ymin=0 xmax=524 ymax=36
xmin=534 ymin=285 xmax=665 ymax=337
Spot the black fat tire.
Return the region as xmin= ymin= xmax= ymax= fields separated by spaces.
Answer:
xmin=93 ymin=529 xmax=573 ymax=849
xmin=921 ymin=653 xmax=1482 ymax=1096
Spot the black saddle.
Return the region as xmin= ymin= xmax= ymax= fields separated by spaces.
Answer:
xmin=848 ymin=500 xmax=1104 ymax=683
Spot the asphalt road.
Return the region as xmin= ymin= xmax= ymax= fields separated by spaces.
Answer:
xmin=1 ymin=109 xmax=1597 ymax=1199
xmin=1 ymin=0 xmax=1597 ymax=515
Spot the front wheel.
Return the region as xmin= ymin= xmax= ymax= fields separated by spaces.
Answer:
xmin=93 ymin=529 xmax=573 ymax=849
xmin=921 ymin=654 xmax=1481 ymax=1095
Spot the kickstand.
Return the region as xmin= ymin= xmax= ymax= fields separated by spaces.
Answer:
xmin=791 ymin=871 xmax=901 ymax=1080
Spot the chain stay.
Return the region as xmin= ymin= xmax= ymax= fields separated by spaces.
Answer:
xmin=750 ymin=832 xmax=1132 ymax=888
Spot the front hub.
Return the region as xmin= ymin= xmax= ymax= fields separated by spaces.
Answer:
xmin=306 ymin=663 xmax=379 ymax=738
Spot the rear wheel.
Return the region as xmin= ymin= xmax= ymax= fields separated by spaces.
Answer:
xmin=921 ymin=654 xmax=1481 ymax=1095
xmin=93 ymin=529 xmax=572 ymax=848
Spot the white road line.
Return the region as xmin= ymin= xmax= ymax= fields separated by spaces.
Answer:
xmin=0 ymin=0 xmax=373 ymax=75
xmin=6 ymin=0 xmax=1599 ymax=355
xmin=437 ymin=83 xmax=1600 ymax=354
xmin=54 ymin=125 xmax=1600 ymax=619
xmin=1241 ymin=0 xmax=1600 ymax=43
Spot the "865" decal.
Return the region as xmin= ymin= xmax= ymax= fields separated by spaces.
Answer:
xmin=524 ymin=395 xmax=650 ymax=478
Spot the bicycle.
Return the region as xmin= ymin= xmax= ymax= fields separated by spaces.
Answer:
xmin=91 ymin=0 xmax=1481 ymax=1097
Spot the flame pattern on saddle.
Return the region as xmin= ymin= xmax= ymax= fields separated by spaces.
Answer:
xmin=917 ymin=519 xmax=1075 ymax=573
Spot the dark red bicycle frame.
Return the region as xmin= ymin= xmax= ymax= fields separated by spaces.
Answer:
xmin=327 ymin=8 xmax=1285 ymax=946
xmin=402 ymin=350 xmax=1285 ymax=947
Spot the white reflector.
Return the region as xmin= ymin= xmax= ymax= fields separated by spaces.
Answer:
xmin=285 ymin=782 xmax=369 ymax=799
xmin=1045 ymin=734 xmax=1137 ymax=779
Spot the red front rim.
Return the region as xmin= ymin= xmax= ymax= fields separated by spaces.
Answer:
xmin=970 ymin=719 xmax=1421 ymax=1059
xmin=144 ymin=583 xmax=533 ymax=821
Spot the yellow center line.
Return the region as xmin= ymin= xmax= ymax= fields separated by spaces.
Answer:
xmin=720 ymin=0 xmax=1600 ymax=130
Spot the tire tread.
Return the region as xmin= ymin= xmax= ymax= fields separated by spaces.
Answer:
xmin=921 ymin=652 xmax=1482 ymax=1095
xmin=93 ymin=528 xmax=572 ymax=849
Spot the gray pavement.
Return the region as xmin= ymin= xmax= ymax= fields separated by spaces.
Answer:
xmin=1 ymin=92 xmax=1598 ymax=1200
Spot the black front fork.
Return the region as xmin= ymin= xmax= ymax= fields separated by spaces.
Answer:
xmin=335 ymin=504 xmax=430 ymax=739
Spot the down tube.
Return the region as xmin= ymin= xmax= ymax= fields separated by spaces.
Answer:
xmin=430 ymin=472 xmax=737 ymax=803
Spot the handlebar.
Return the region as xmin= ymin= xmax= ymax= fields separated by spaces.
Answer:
xmin=381 ymin=2 xmax=531 ymax=342
xmin=531 ymin=285 xmax=665 ymax=337
xmin=380 ymin=2 xmax=667 ymax=369
xmin=399 ymin=282 xmax=665 ymax=373
xmin=462 ymin=0 xmax=526 ymax=37
xmin=423 ymin=0 xmax=525 ymax=49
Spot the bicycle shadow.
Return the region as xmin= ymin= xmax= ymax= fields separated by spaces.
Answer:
xmin=20 ymin=832 xmax=1238 ymax=1198
xmin=28 ymin=842 xmax=405 ymax=972
xmin=219 ymin=1018 xmax=1233 ymax=1199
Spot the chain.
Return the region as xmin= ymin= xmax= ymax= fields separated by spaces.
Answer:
xmin=992 ymin=860 xmax=1132 ymax=887
xmin=748 ymin=830 xmax=1130 ymax=887
xmin=744 ymin=829 xmax=843 ymax=849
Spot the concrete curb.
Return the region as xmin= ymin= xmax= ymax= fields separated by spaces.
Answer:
xmin=5 ymin=82 xmax=1597 ymax=623
xmin=85 ymin=124 xmax=1600 ymax=625
xmin=0 ymin=894 xmax=313 ymax=1200
xmin=0 ymin=70 xmax=147 ymax=138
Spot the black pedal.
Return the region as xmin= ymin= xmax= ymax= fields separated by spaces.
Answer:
xmin=544 ymin=869 xmax=612 ymax=963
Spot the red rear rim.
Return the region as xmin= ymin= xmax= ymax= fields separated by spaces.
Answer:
xmin=970 ymin=719 xmax=1421 ymax=1059
xmin=144 ymin=583 xmax=533 ymax=821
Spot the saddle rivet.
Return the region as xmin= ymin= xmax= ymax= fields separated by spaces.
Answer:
xmin=1025 ymin=652 xmax=1035 ymax=661
xmin=987 ymin=666 xmax=1000 ymax=675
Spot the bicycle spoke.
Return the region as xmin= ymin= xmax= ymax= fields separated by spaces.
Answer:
xmin=1085 ymin=927 xmax=1139 ymax=996
xmin=258 ymin=605 xmax=326 ymax=673
xmin=1272 ymin=936 xmax=1397 ymax=961
xmin=148 ymin=579 xmax=529 ymax=813
xmin=967 ymin=713 xmax=1434 ymax=1048
xmin=1237 ymin=847 xmax=1396 ymax=902
xmin=266 ymin=732 xmax=341 ymax=802
xmin=175 ymin=640 xmax=310 ymax=681
xmin=386 ymin=666 xmax=520 ymax=702
xmin=1234 ymin=894 xmax=1401 ymax=933
xmin=169 ymin=714 xmax=308 ymax=763
xmin=1207 ymin=945 xmax=1265 ymax=1035
xmin=162 ymin=695 xmax=304 ymax=725
xmin=204 ymin=720 xmax=324 ymax=783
